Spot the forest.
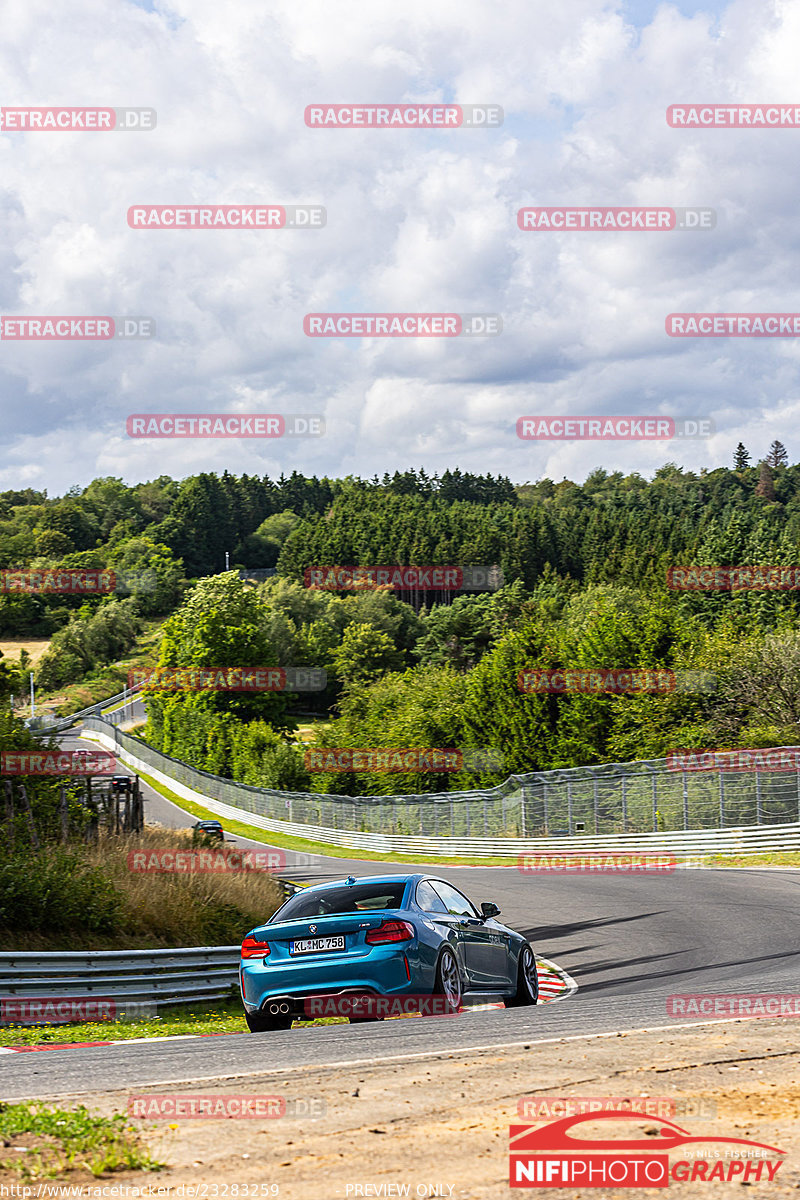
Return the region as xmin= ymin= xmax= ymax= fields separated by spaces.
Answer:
xmin=2 ymin=445 xmax=800 ymax=794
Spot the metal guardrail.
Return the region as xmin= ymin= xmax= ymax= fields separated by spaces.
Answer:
xmin=82 ymin=715 xmax=800 ymax=846
xmin=81 ymin=723 xmax=800 ymax=857
xmin=0 ymin=947 xmax=241 ymax=1010
xmin=32 ymin=685 xmax=147 ymax=736
xmin=0 ymin=883 xmax=302 ymax=1019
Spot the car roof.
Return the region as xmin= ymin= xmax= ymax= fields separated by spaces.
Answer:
xmin=298 ymin=874 xmax=420 ymax=892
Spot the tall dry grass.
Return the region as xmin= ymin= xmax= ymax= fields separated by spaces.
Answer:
xmin=0 ymin=827 xmax=283 ymax=951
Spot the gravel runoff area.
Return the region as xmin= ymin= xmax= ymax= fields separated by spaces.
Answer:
xmin=13 ymin=1016 xmax=799 ymax=1199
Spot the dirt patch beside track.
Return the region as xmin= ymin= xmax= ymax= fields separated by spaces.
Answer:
xmin=48 ymin=1017 xmax=800 ymax=1198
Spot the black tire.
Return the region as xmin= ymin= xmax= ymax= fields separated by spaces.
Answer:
xmin=508 ymin=944 xmax=539 ymax=1007
xmin=245 ymin=1008 xmax=293 ymax=1032
xmin=434 ymin=946 xmax=463 ymax=1012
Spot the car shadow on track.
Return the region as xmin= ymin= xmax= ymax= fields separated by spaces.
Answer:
xmin=568 ymin=947 xmax=800 ymax=994
xmin=517 ymin=911 xmax=668 ymax=943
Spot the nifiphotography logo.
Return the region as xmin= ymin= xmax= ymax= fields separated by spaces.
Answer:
xmin=509 ymin=1109 xmax=786 ymax=1187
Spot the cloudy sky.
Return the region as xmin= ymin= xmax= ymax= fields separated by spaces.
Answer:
xmin=1 ymin=0 xmax=798 ymax=494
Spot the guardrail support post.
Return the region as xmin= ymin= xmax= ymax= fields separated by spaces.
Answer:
xmin=683 ymin=771 xmax=689 ymax=830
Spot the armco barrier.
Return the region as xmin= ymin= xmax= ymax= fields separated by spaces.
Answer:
xmin=80 ymin=720 xmax=800 ymax=857
xmin=0 ymin=883 xmax=303 ymax=1019
xmin=0 ymin=947 xmax=241 ymax=1012
xmin=33 ymin=683 xmax=148 ymax=735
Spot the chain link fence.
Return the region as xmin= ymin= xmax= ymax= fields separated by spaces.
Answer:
xmin=82 ymin=718 xmax=800 ymax=837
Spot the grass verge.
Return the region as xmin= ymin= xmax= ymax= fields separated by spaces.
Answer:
xmin=0 ymin=997 xmax=347 ymax=1048
xmin=0 ymin=1102 xmax=162 ymax=1181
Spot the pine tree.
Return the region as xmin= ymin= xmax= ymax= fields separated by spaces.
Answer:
xmin=766 ymin=440 xmax=788 ymax=469
xmin=734 ymin=443 xmax=751 ymax=470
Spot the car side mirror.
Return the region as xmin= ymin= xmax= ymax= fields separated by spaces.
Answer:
xmin=481 ymin=902 xmax=500 ymax=920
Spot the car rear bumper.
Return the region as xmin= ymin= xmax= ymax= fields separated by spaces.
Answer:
xmin=241 ymin=945 xmax=426 ymax=1013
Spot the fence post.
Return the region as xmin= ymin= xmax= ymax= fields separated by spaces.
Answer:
xmin=18 ymin=783 xmax=40 ymax=851
xmin=621 ymin=775 xmax=627 ymax=833
xmin=543 ymin=783 xmax=548 ymax=834
xmin=60 ymin=785 xmax=69 ymax=843
xmin=719 ymin=771 xmax=725 ymax=828
xmin=593 ymin=779 xmax=599 ymax=834
xmin=652 ymin=773 xmax=658 ymax=832
xmin=3 ymin=779 xmax=15 ymax=840
xmin=755 ymin=769 xmax=762 ymax=824
xmin=450 ymin=799 xmax=455 ymax=836
xmin=683 ymin=771 xmax=689 ymax=830
xmin=567 ymin=780 xmax=573 ymax=835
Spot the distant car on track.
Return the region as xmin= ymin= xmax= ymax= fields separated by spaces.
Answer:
xmin=240 ymin=873 xmax=539 ymax=1032
xmin=192 ymin=819 xmax=224 ymax=843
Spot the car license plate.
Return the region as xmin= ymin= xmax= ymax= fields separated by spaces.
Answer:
xmin=290 ymin=935 xmax=345 ymax=955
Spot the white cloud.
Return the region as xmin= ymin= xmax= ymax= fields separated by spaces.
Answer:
xmin=0 ymin=0 xmax=797 ymax=492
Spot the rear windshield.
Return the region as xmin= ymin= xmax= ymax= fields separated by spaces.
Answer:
xmin=271 ymin=881 xmax=408 ymax=920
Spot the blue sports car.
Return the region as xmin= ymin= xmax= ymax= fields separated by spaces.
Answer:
xmin=240 ymin=873 xmax=539 ymax=1031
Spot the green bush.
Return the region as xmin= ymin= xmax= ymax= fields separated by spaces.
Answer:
xmin=0 ymin=848 xmax=123 ymax=934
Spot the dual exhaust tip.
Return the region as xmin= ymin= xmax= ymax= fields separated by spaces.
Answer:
xmin=267 ymin=1001 xmax=291 ymax=1014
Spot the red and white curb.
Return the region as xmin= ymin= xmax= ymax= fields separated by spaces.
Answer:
xmin=536 ymin=954 xmax=578 ymax=1002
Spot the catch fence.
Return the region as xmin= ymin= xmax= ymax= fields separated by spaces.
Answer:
xmin=81 ymin=718 xmax=800 ymax=838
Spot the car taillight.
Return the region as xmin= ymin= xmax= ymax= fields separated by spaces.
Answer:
xmin=241 ymin=937 xmax=271 ymax=958
xmin=365 ymin=920 xmax=415 ymax=944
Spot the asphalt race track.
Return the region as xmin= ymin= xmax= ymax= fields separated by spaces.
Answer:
xmin=3 ymin=729 xmax=798 ymax=1101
